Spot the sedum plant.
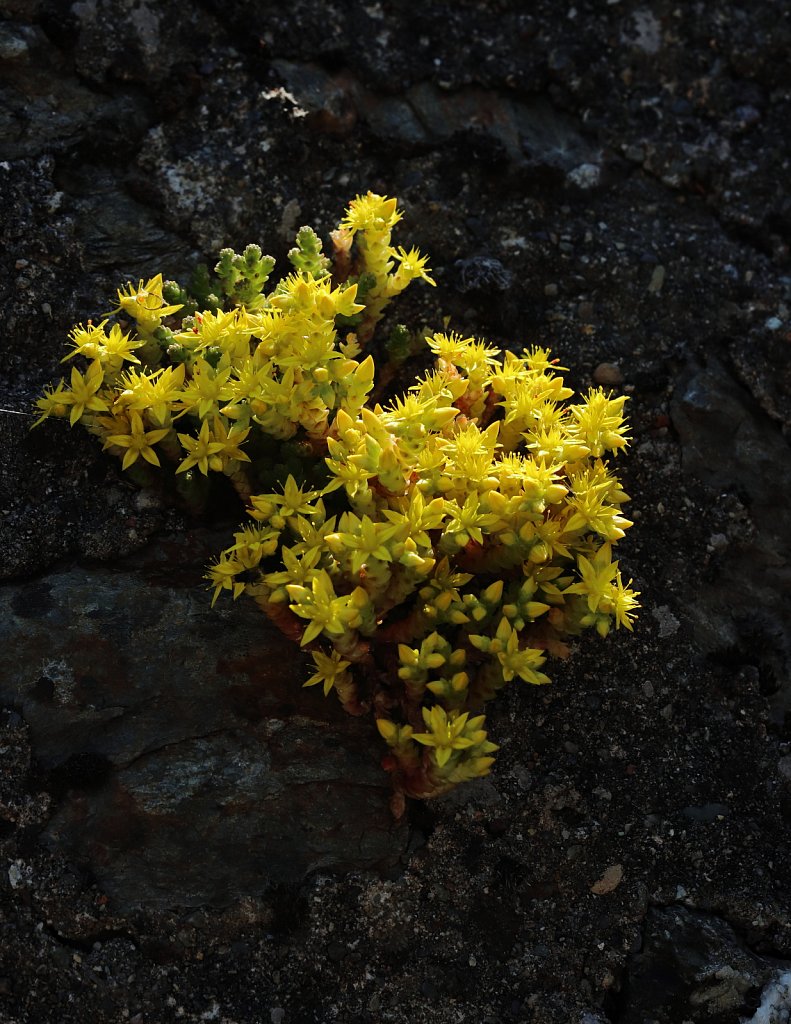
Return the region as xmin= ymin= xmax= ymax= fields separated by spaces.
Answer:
xmin=35 ymin=193 xmax=639 ymax=813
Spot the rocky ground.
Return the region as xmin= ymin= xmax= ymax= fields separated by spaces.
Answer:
xmin=1 ymin=1 xmax=790 ymax=1022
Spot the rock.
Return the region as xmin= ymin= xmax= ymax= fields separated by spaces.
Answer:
xmin=362 ymin=95 xmax=428 ymax=148
xmin=271 ymin=60 xmax=358 ymax=137
xmin=271 ymin=60 xmax=601 ymax=171
xmin=454 ymin=256 xmax=514 ymax=294
xmin=590 ymin=864 xmax=623 ymax=895
xmin=593 ymin=362 xmax=624 ymax=386
xmin=729 ymin=330 xmax=791 ymax=432
xmin=651 ymin=605 xmax=680 ymax=638
xmin=0 ymin=413 xmax=169 ymax=581
xmin=620 ymin=906 xmax=775 ymax=1023
xmin=647 ymin=265 xmax=666 ymax=293
xmin=0 ymin=26 xmax=143 ymax=162
xmin=671 ymin=360 xmax=791 ymax=723
xmin=0 ymin=532 xmax=406 ymax=910
xmin=746 ymin=971 xmax=791 ymax=1024
xmin=0 ymin=157 xmax=82 ymax=388
xmin=680 ymin=803 xmax=730 ymax=823
xmin=57 ymin=166 xmax=190 ymax=276
xmin=567 ymin=163 xmax=601 ymax=190
xmin=0 ymin=21 xmax=35 ymax=60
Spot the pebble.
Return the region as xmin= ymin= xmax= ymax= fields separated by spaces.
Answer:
xmin=577 ymin=301 xmax=595 ymax=321
xmin=8 ymin=862 xmax=24 ymax=888
xmin=681 ymin=803 xmax=730 ymax=823
xmin=652 ymin=605 xmax=680 ymax=638
xmin=0 ymin=24 xmax=30 ymax=60
xmin=648 ymin=265 xmax=666 ymax=293
xmin=591 ymin=863 xmax=623 ymax=895
xmin=568 ymin=163 xmax=601 ymax=189
xmin=455 ymin=256 xmax=513 ymax=293
xmin=593 ymin=362 xmax=624 ymax=385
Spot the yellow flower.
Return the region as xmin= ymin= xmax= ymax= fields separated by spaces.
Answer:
xmin=276 ymin=476 xmax=323 ymax=519
xmin=341 ymin=193 xmax=401 ymax=235
xmin=565 ymin=463 xmax=633 ymax=541
xmin=63 ymin=321 xmax=143 ymax=370
xmin=230 ymin=525 xmax=279 ymax=567
xmin=105 ymin=411 xmax=170 ymax=470
xmin=113 ymin=273 xmax=183 ymax=328
xmin=176 ymin=419 xmax=225 ymax=475
xmin=61 ymin=360 xmax=110 ymax=425
xmin=611 ymin=572 xmax=640 ymax=631
xmin=570 ymin=388 xmax=630 ymax=457
xmin=304 ymin=650 xmax=352 ymax=697
xmin=205 ymin=553 xmax=246 ymax=606
xmin=174 ymin=308 xmax=252 ymax=358
xmin=263 ymin=544 xmax=321 ymax=589
xmin=324 ymin=513 xmax=397 ymax=574
xmin=287 ymin=569 xmax=346 ymax=645
xmin=390 ymin=246 xmax=436 ymax=289
xmin=565 ymin=543 xmax=619 ymax=614
xmin=441 ymin=493 xmax=499 ymax=549
xmin=209 ymin=416 xmax=251 ymax=468
xmin=177 ymin=359 xmax=234 ymax=419
xmin=116 ymin=364 xmax=186 ymax=425
xmin=469 ymin=618 xmax=550 ymax=685
xmin=412 ymin=706 xmax=478 ymax=768
xmin=383 ymin=491 xmax=447 ymax=549
xmin=31 ymin=380 xmax=70 ymax=427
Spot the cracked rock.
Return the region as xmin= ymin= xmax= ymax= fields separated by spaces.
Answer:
xmin=0 ymin=531 xmax=405 ymax=911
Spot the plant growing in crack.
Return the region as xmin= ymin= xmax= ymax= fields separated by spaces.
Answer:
xmin=35 ymin=192 xmax=639 ymax=814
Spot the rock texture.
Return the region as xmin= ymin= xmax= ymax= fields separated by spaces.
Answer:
xmin=0 ymin=533 xmax=404 ymax=910
xmin=1 ymin=1 xmax=790 ymax=1022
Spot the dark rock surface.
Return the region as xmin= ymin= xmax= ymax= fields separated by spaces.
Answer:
xmin=619 ymin=905 xmax=787 ymax=1022
xmin=1 ymin=1 xmax=790 ymax=1022
xmin=0 ymin=533 xmax=405 ymax=911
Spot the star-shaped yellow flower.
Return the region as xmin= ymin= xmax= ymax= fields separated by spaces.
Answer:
xmin=304 ymin=650 xmax=352 ymax=697
xmin=176 ymin=419 xmax=225 ymax=475
xmin=61 ymin=360 xmax=110 ymax=425
xmin=105 ymin=411 xmax=170 ymax=470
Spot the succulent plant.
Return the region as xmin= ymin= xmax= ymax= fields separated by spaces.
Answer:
xmin=35 ymin=193 xmax=639 ymax=813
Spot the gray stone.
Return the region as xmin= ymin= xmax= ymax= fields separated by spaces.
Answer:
xmin=454 ymin=256 xmax=514 ymax=294
xmin=0 ymin=533 xmax=406 ymax=910
xmin=0 ymin=27 xmax=141 ymax=161
xmin=671 ymin=360 xmax=791 ymax=721
xmin=620 ymin=906 xmax=773 ymax=1022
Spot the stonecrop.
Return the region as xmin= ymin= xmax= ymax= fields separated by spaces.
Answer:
xmin=36 ymin=193 xmax=639 ymax=812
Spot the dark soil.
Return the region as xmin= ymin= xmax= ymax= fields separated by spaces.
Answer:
xmin=1 ymin=2 xmax=790 ymax=1022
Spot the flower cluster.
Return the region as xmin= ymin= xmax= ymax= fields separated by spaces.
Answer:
xmin=225 ymin=335 xmax=638 ymax=807
xmin=33 ymin=196 xmax=431 ymax=507
xmin=36 ymin=194 xmax=639 ymax=810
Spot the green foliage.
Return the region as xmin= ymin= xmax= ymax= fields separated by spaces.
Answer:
xmin=287 ymin=225 xmax=332 ymax=279
xmin=214 ymin=244 xmax=276 ymax=310
xmin=34 ymin=193 xmax=639 ymax=812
